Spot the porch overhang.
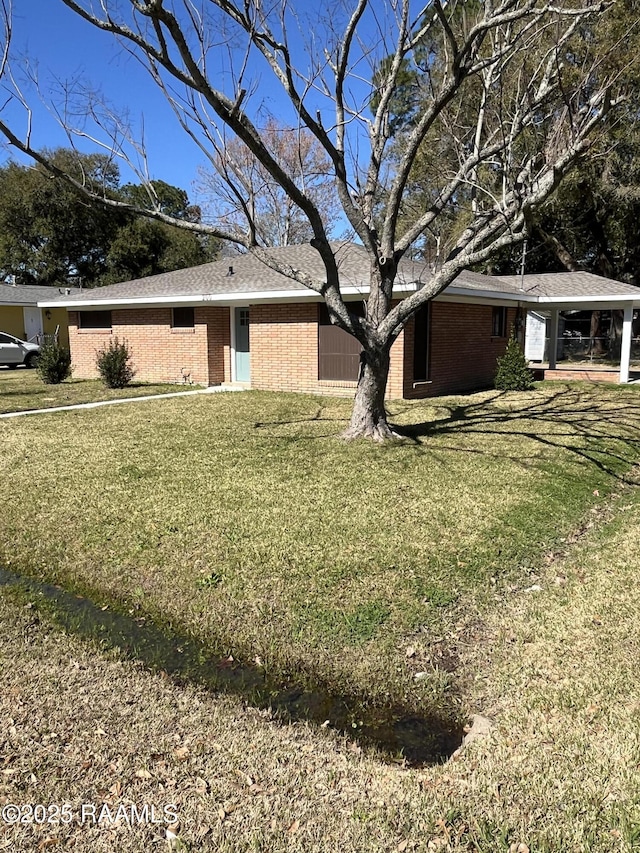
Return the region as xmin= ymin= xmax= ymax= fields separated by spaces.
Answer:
xmin=529 ymin=299 xmax=638 ymax=385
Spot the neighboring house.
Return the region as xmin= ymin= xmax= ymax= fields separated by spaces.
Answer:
xmin=38 ymin=243 xmax=640 ymax=398
xmin=0 ymin=282 xmax=76 ymax=348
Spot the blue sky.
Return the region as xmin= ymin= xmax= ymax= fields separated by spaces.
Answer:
xmin=6 ymin=3 xmax=223 ymax=198
xmin=4 ymin=1 xmax=387 ymax=217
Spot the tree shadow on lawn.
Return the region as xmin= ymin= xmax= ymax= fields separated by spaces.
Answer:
xmin=0 ymin=384 xmax=63 ymax=397
xmin=254 ymin=405 xmax=349 ymax=438
xmin=0 ymin=567 xmax=463 ymax=768
xmin=392 ymin=386 xmax=640 ymax=479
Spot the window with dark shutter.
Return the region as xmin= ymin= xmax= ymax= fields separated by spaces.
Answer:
xmin=492 ymin=306 xmax=507 ymax=337
xmin=413 ymin=303 xmax=431 ymax=382
xmin=78 ymin=310 xmax=112 ymax=329
xmin=172 ymin=307 xmax=195 ymax=328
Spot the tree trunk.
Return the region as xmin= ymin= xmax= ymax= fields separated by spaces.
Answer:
xmin=589 ymin=310 xmax=607 ymax=355
xmin=342 ymin=348 xmax=399 ymax=442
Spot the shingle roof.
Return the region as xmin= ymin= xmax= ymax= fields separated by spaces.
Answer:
xmin=35 ymin=243 xmax=640 ymax=308
xmin=497 ymin=271 xmax=640 ymax=299
xmin=38 ymin=243 xmax=525 ymax=306
xmin=446 ymin=269 xmax=524 ymax=296
xmin=42 ymin=243 xmax=380 ymax=303
xmin=0 ymin=283 xmax=79 ymax=305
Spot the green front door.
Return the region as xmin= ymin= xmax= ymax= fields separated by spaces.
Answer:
xmin=234 ymin=307 xmax=250 ymax=382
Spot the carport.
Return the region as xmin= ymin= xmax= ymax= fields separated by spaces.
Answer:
xmin=498 ymin=271 xmax=640 ymax=384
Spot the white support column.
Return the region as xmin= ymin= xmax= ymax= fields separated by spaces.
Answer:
xmin=619 ymin=304 xmax=633 ymax=384
xmin=548 ymin=309 xmax=559 ymax=370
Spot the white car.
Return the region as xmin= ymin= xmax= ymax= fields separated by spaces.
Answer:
xmin=0 ymin=332 xmax=40 ymax=368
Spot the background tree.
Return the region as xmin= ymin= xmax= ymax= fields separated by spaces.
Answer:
xmin=0 ymin=1 xmax=630 ymax=438
xmin=471 ymin=0 xmax=640 ymax=350
xmin=103 ymin=217 xmax=215 ymax=283
xmin=0 ymin=153 xmax=218 ymax=286
xmin=0 ymin=150 xmax=124 ymax=286
xmin=120 ymin=179 xmax=202 ymax=222
xmin=196 ymin=118 xmax=341 ymax=247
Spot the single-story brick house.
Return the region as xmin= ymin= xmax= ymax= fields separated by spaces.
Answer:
xmin=1 ymin=282 xmax=75 ymax=347
xmin=39 ymin=243 xmax=640 ymax=398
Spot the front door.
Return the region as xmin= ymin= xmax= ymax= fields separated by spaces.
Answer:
xmin=234 ymin=307 xmax=250 ymax=383
xmin=23 ymin=307 xmax=43 ymax=342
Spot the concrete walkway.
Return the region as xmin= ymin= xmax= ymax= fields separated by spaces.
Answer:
xmin=0 ymin=385 xmax=245 ymax=419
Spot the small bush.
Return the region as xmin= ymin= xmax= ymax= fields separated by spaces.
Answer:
xmin=36 ymin=342 xmax=72 ymax=385
xmin=96 ymin=337 xmax=136 ymax=388
xmin=495 ymin=334 xmax=534 ymax=391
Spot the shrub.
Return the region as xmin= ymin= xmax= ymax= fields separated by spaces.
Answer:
xmin=495 ymin=334 xmax=534 ymax=391
xmin=36 ymin=342 xmax=72 ymax=385
xmin=95 ymin=337 xmax=136 ymax=388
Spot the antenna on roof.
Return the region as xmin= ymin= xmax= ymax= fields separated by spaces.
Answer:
xmin=519 ymin=237 xmax=527 ymax=291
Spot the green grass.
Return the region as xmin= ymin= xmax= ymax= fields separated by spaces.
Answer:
xmin=2 ymin=383 xmax=640 ymax=710
xmin=0 ymin=367 xmax=189 ymax=413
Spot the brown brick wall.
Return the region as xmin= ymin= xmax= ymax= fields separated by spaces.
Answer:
xmin=67 ymin=299 xmax=516 ymax=398
xmin=541 ymin=368 xmax=621 ymax=383
xmin=249 ymin=302 xmax=406 ymax=399
xmin=206 ymin=306 xmax=232 ymax=384
xmin=403 ymin=302 xmax=518 ymax=398
xmin=250 ymin=303 xmax=323 ymax=394
xmin=68 ymin=306 xmax=231 ymax=386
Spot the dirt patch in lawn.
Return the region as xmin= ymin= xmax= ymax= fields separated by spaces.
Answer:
xmin=0 ymin=566 xmax=463 ymax=767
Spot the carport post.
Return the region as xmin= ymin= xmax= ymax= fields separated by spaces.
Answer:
xmin=548 ymin=309 xmax=559 ymax=370
xmin=620 ymin=304 xmax=633 ymax=384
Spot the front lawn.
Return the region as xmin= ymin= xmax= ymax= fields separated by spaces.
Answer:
xmin=1 ymin=385 xmax=640 ymax=711
xmin=6 ymin=475 xmax=640 ymax=853
xmin=0 ymin=368 xmax=189 ymax=413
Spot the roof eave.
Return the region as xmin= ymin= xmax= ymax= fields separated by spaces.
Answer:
xmin=39 ymin=282 xmax=418 ymax=309
xmin=536 ymin=295 xmax=640 ymax=308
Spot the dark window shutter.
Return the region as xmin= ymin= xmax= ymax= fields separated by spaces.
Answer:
xmin=318 ymin=302 xmax=364 ymax=381
xmin=413 ymin=304 xmax=430 ymax=382
xmin=79 ymin=310 xmax=112 ymax=329
xmin=172 ymin=307 xmax=195 ymax=328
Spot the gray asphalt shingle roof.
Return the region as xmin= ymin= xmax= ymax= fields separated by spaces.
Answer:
xmin=497 ymin=271 xmax=640 ymax=299
xmin=35 ymin=242 xmax=640 ymax=307
xmin=41 ymin=243 xmax=379 ymax=303
xmin=0 ymin=283 xmax=79 ymax=305
xmin=446 ymin=269 xmax=525 ymax=295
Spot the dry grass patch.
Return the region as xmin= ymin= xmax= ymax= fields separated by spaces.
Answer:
xmin=0 ymin=586 xmax=420 ymax=853
xmin=438 ymin=481 xmax=640 ymax=851
xmin=0 ymin=368 xmax=187 ymax=413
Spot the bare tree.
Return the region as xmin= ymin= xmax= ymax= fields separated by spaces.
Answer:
xmin=196 ymin=117 xmax=342 ymax=247
xmin=0 ymin=0 xmax=629 ymax=439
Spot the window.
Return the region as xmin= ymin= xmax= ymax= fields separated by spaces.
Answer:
xmin=413 ymin=304 xmax=431 ymax=382
xmin=492 ymin=306 xmax=507 ymax=337
xmin=78 ymin=310 xmax=111 ymax=330
xmin=318 ymin=302 xmax=364 ymax=381
xmin=172 ymin=307 xmax=195 ymax=328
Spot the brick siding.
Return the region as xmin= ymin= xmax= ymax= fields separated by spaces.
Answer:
xmin=68 ymin=306 xmax=231 ymax=386
xmin=540 ymin=368 xmax=621 ymax=383
xmin=250 ymin=302 xmax=406 ymax=399
xmin=67 ymin=300 xmax=515 ymax=398
xmin=403 ymin=302 xmax=518 ymax=398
